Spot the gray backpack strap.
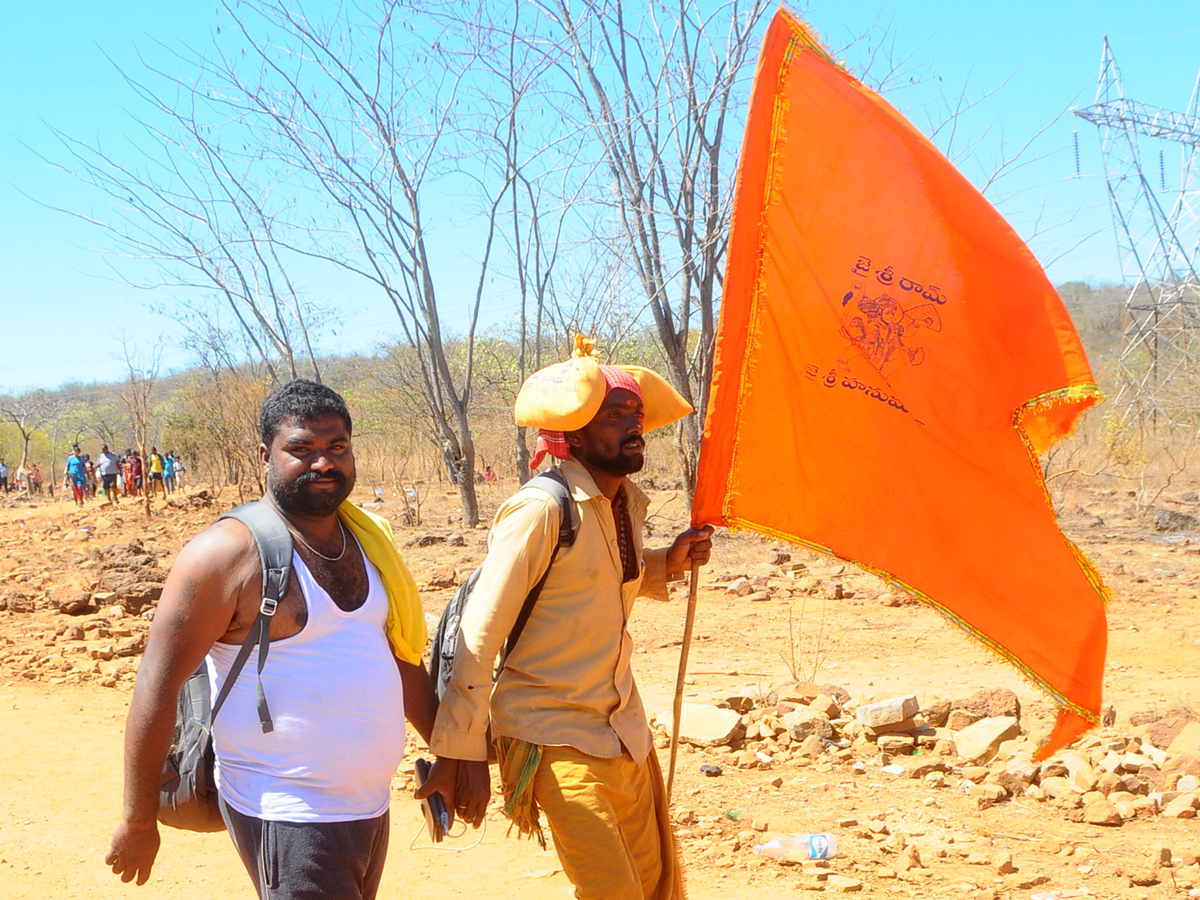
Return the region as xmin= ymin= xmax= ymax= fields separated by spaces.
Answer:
xmin=219 ymin=502 xmax=294 ymax=608
xmin=215 ymin=502 xmax=294 ymax=734
xmin=502 ymin=467 xmax=577 ymax=659
xmin=531 ymin=467 xmax=577 ymax=549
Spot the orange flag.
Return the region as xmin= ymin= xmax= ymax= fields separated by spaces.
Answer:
xmin=692 ymin=9 xmax=1107 ymax=758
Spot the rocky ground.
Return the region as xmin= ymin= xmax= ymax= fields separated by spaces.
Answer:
xmin=4 ymin=478 xmax=1200 ymax=899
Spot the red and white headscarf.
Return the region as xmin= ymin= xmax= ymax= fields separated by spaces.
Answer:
xmin=530 ymin=365 xmax=643 ymax=469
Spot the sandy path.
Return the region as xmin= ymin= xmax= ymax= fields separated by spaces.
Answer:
xmin=0 ymin=681 xmax=801 ymax=900
xmin=7 ymin=485 xmax=1200 ymax=898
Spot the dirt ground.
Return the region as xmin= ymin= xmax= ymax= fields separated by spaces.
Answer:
xmin=2 ymin=476 xmax=1200 ymax=899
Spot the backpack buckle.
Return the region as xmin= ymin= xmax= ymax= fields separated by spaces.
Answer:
xmin=260 ymin=597 xmax=279 ymax=616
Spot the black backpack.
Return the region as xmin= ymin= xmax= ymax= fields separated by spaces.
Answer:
xmin=428 ymin=468 xmax=576 ymax=703
xmin=157 ymin=502 xmax=292 ymax=832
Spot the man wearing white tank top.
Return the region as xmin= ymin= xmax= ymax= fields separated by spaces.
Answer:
xmin=107 ymin=380 xmax=447 ymax=899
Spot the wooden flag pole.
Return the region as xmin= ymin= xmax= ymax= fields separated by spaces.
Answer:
xmin=666 ymin=559 xmax=702 ymax=802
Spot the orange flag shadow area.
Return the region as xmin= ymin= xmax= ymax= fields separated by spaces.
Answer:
xmin=692 ymin=10 xmax=1107 ymax=758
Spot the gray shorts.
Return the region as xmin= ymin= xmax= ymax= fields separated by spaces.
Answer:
xmin=219 ymin=795 xmax=390 ymax=900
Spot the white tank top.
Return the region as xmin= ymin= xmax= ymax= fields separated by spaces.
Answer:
xmin=207 ymin=541 xmax=406 ymax=822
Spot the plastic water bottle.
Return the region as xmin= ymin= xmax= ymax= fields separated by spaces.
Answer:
xmin=753 ymin=833 xmax=838 ymax=860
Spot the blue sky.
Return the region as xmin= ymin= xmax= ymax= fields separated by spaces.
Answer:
xmin=3 ymin=1 xmax=1199 ymax=393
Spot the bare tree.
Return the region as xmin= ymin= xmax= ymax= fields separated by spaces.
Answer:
xmin=495 ymin=9 xmax=566 ymax=482
xmin=40 ymin=85 xmax=327 ymax=384
xmin=173 ymin=324 xmax=272 ymax=499
xmin=118 ymin=338 xmax=162 ymax=515
xmin=543 ymin=235 xmax=660 ymax=354
xmin=537 ymin=0 xmax=771 ymax=497
xmin=35 ymin=399 xmax=93 ymax=497
xmin=47 ymin=0 xmax=810 ymax=511
xmin=85 ymin=391 xmax=133 ymax=450
xmin=450 ymin=1 xmax=605 ymax=482
xmin=156 ymin=0 xmax=536 ymax=526
xmin=45 ymin=0 xmax=535 ymax=525
xmin=0 ymin=391 xmax=64 ymax=471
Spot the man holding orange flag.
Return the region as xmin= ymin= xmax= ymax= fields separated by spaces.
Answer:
xmin=424 ymin=338 xmax=712 ymax=900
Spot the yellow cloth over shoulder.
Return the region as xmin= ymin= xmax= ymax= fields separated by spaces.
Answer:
xmin=338 ymin=500 xmax=426 ymax=664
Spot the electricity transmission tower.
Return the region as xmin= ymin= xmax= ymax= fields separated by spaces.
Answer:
xmin=1074 ymin=37 xmax=1200 ymax=429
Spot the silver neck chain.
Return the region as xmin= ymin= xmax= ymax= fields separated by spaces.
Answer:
xmin=290 ymin=519 xmax=348 ymax=562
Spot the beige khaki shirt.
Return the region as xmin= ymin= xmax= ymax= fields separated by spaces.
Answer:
xmin=429 ymin=458 xmax=670 ymax=763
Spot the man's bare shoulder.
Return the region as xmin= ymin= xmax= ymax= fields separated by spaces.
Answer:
xmin=170 ymin=516 xmax=261 ymax=590
xmin=143 ymin=516 xmax=267 ymax=667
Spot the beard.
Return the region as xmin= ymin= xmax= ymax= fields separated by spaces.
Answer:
xmin=577 ymin=436 xmax=645 ymax=477
xmin=267 ymin=463 xmax=353 ymax=515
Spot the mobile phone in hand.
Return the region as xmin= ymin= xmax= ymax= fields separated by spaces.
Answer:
xmin=414 ymin=758 xmax=449 ymax=842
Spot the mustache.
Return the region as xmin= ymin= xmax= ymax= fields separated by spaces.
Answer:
xmin=295 ymin=470 xmax=347 ymax=488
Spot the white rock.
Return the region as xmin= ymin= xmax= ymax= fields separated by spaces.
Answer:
xmin=659 ymin=703 xmax=744 ymax=747
xmin=725 ymin=577 xmax=754 ymax=597
xmin=1059 ymin=750 xmax=1093 ymax=779
xmin=855 ymin=695 xmax=919 ymax=728
xmin=1143 ymin=744 xmax=1168 ymax=767
xmin=1006 ymin=755 xmax=1041 ymax=783
xmin=953 ymin=716 xmax=1020 ymax=764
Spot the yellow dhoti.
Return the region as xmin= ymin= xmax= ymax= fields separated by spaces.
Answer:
xmin=535 ymin=747 xmax=682 ymax=900
xmin=496 ymin=737 xmax=683 ymax=900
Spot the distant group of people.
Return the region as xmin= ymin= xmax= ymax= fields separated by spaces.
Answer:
xmin=0 ymin=458 xmax=43 ymax=496
xmin=60 ymin=444 xmax=186 ymax=507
